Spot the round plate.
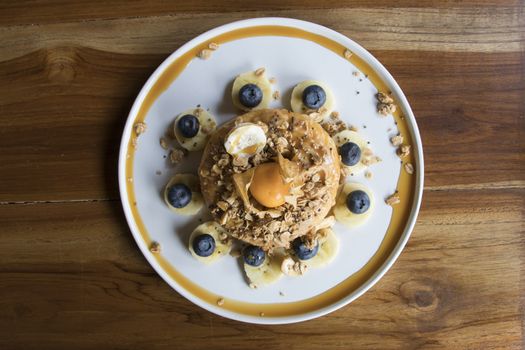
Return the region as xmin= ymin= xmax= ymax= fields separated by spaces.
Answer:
xmin=118 ymin=18 xmax=424 ymax=324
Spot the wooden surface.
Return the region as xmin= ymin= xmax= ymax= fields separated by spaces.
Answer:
xmin=0 ymin=1 xmax=523 ymax=349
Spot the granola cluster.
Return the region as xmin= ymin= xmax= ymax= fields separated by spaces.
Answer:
xmin=321 ymin=111 xmax=352 ymax=136
xmin=376 ymin=92 xmax=397 ymax=116
xmin=199 ymin=110 xmax=340 ymax=251
xmin=197 ymin=42 xmax=220 ymax=60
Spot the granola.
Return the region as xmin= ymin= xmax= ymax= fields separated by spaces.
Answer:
xmin=281 ymin=257 xmax=308 ymax=276
xmin=390 ymin=135 xmax=403 ymax=146
xmin=169 ymin=149 xmax=185 ymax=165
xmin=149 ymin=241 xmax=161 ymax=253
xmin=254 ymin=67 xmax=266 ymax=76
xmin=159 ymin=137 xmax=169 ymax=150
xmin=386 ymin=193 xmax=400 ymax=206
xmin=197 ymin=49 xmax=212 ymax=60
xmin=376 ymin=92 xmax=397 ymax=116
xmin=377 ymin=92 xmax=394 ymax=104
xmin=134 ymin=122 xmax=147 ymax=135
xmin=397 ymin=144 xmax=411 ymax=158
xmin=321 ymin=111 xmax=349 ymax=136
xmin=378 ymin=103 xmax=396 ymax=116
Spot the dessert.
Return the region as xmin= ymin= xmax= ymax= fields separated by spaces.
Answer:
xmin=158 ymin=70 xmax=393 ymax=287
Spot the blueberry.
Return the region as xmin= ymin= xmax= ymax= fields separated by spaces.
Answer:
xmin=339 ymin=142 xmax=361 ymax=166
xmin=177 ymin=114 xmax=200 ymax=138
xmin=239 ymin=84 xmax=263 ymax=108
xmin=302 ymin=85 xmax=326 ymax=109
xmin=346 ymin=190 xmax=370 ymax=214
xmin=166 ymin=183 xmax=192 ymax=208
xmin=243 ymin=245 xmax=265 ymax=267
xmin=292 ymin=237 xmax=319 ymax=260
xmin=192 ymin=234 xmax=215 ymax=257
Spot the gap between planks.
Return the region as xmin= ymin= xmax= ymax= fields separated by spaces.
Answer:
xmin=0 ymin=198 xmax=118 ymax=206
xmin=423 ymin=180 xmax=525 ymax=192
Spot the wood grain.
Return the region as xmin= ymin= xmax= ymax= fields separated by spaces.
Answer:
xmin=1 ymin=0 xmax=523 ymax=26
xmin=0 ymin=190 xmax=522 ymax=349
xmin=1 ymin=48 xmax=523 ymax=201
xmin=0 ymin=2 xmax=523 ymax=349
xmin=1 ymin=7 xmax=524 ymax=62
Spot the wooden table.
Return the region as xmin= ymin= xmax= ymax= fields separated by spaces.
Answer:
xmin=1 ymin=1 xmax=523 ymax=349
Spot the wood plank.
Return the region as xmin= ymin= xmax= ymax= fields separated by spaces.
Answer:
xmin=0 ymin=48 xmax=522 ymax=202
xmin=0 ymin=47 xmax=161 ymax=202
xmin=0 ymin=188 xmax=522 ymax=349
xmin=1 ymin=7 xmax=524 ymax=62
xmin=376 ymin=50 xmax=525 ymax=190
xmin=1 ymin=1 xmax=523 ymax=26
xmin=1 ymin=2 xmax=523 ymax=349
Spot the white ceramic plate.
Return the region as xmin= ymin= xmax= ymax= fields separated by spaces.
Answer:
xmin=119 ymin=18 xmax=423 ymax=324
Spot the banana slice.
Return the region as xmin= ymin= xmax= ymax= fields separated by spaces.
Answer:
xmin=164 ymin=174 xmax=204 ymax=215
xmin=303 ymin=228 xmax=340 ymax=268
xmin=173 ymin=108 xmax=216 ymax=152
xmin=224 ymin=123 xmax=267 ymax=158
xmin=291 ymin=80 xmax=335 ymax=119
xmin=244 ymin=256 xmax=283 ymax=287
xmin=333 ymin=182 xmax=374 ymax=228
xmin=188 ymin=221 xmax=232 ymax=264
xmin=232 ymin=70 xmax=272 ymax=111
xmin=333 ymin=129 xmax=368 ymax=175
